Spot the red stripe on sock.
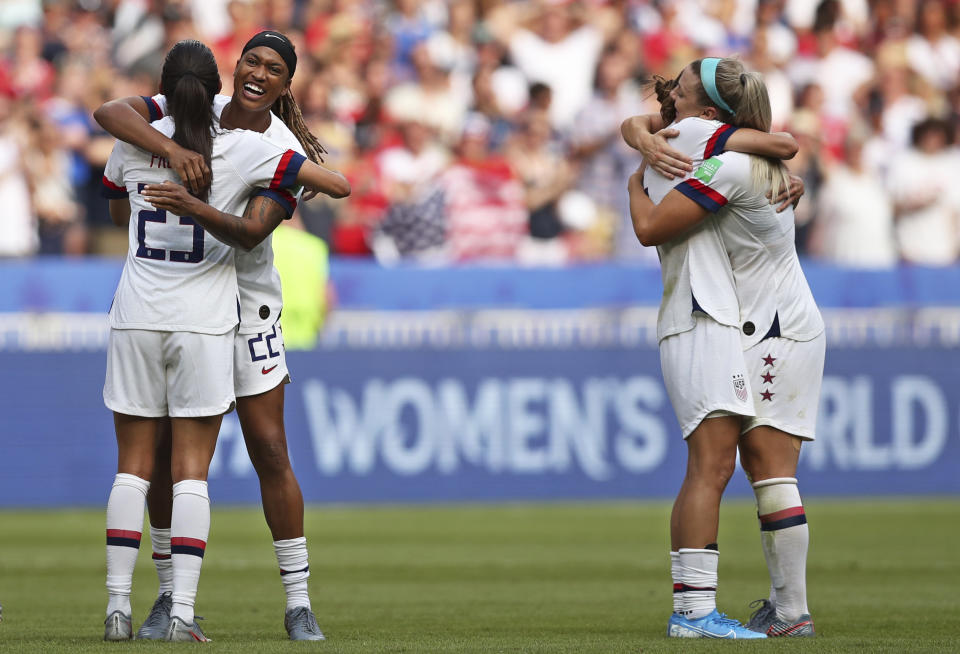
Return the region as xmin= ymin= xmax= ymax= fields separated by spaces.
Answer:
xmin=152 ymin=552 xmax=172 ymax=560
xmin=171 ymin=537 xmax=206 ymax=550
xmin=760 ymin=506 xmax=805 ymax=523
xmin=106 ymin=529 xmax=142 ymax=540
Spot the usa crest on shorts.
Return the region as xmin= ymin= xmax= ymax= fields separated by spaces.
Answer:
xmin=732 ymin=373 xmax=748 ymax=402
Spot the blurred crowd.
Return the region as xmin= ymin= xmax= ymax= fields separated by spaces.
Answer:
xmin=0 ymin=0 xmax=959 ymax=267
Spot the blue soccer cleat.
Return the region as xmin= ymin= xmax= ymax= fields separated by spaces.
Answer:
xmin=667 ymin=609 xmax=767 ymax=639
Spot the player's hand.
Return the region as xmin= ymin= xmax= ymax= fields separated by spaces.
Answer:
xmin=142 ymin=181 xmax=203 ymax=216
xmin=301 ymin=188 xmax=320 ymax=202
xmin=769 ymin=174 xmax=805 ymax=212
xmin=639 ymin=128 xmax=692 ymax=180
xmin=164 ymin=143 xmax=210 ymax=196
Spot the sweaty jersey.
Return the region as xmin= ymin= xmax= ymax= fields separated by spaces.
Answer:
xmin=676 ymin=151 xmax=824 ymax=349
xmin=103 ymin=113 xmax=306 ymax=334
xmin=643 ymin=117 xmax=741 ymax=342
xmin=150 ymin=94 xmax=308 ymax=334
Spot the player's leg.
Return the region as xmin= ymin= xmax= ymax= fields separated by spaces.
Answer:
xmin=234 ymin=326 xmax=324 ymax=640
xmin=104 ymin=412 xmax=156 ymax=640
xmin=136 ymin=418 xmax=174 ymax=640
xmin=739 ymin=334 xmax=824 ymax=637
xmin=740 ymin=427 xmax=814 ymax=636
xmin=164 ymin=415 xmax=221 ymax=642
xmin=670 ymin=415 xmax=740 ymax=618
xmin=102 ymin=328 xmax=167 ymax=640
xmin=161 ymin=330 xmax=235 ymax=642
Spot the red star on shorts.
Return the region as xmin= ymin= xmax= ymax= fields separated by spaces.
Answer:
xmin=762 ymin=354 xmax=776 ymax=366
xmin=761 ymin=372 xmax=775 ymax=384
xmin=760 ymin=390 xmax=775 ymax=401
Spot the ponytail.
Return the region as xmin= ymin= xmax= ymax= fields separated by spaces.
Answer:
xmin=168 ymin=75 xmax=215 ymax=200
xmin=159 ymin=40 xmax=220 ymax=202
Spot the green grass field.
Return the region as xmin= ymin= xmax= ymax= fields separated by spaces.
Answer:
xmin=0 ymin=499 xmax=957 ymax=653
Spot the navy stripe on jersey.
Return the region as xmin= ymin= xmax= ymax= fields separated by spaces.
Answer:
xmin=270 ymin=150 xmax=307 ymax=190
xmin=106 ymin=529 xmax=142 ymax=549
xmin=141 ymin=95 xmax=163 ymax=122
xmin=280 ymin=565 xmax=309 ymax=576
xmin=676 ymin=179 xmax=727 ymax=213
xmin=704 ymin=124 xmax=738 ymax=159
xmin=761 ymin=312 xmax=781 ymax=340
xmin=101 ymin=175 xmax=129 ymax=199
xmin=252 ymin=188 xmax=297 ymax=217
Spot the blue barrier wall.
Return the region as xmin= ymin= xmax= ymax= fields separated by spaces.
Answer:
xmin=2 ymin=345 xmax=957 ymax=507
xmin=1 ymin=260 xmax=958 ymax=506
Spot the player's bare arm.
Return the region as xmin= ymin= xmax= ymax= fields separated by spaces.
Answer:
xmin=621 ymin=114 xmax=691 ymax=180
xmin=628 ymin=169 xmax=707 ymax=247
xmin=94 ymin=96 xmax=210 ymax=195
xmin=142 ymin=158 xmax=349 ymax=250
xmin=141 ymin=182 xmax=283 ymax=251
xmin=725 ymin=130 xmax=798 ymax=161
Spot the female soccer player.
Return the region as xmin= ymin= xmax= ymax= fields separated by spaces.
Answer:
xmin=95 ymin=31 xmax=348 ymax=642
xmin=626 ymin=58 xmax=823 ymax=639
xmin=101 ymin=39 xmax=318 ymax=643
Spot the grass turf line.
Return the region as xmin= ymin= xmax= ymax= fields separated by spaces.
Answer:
xmin=0 ymin=499 xmax=957 ymax=653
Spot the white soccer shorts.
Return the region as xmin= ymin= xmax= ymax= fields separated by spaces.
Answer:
xmin=659 ymin=314 xmax=756 ymax=438
xmin=740 ymin=332 xmax=826 ymax=441
xmin=234 ymin=321 xmax=291 ymax=398
xmin=104 ymin=328 xmax=235 ymax=417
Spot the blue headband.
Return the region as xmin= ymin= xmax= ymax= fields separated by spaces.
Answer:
xmin=700 ymin=58 xmax=735 ymax=116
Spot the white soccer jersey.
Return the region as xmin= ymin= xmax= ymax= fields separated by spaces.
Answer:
xmin=103 ymin=115 xmax=306 ymax=333
xmin=642 ymin=117 xmax=742 ymax=342
xmin=675 ymin=151 xmax=825 ymax=348
xmin=151 ymin=94 xmax=307 ymax=334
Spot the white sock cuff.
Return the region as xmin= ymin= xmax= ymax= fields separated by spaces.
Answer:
xmin=172 ymin=479 xmax=209 ymax=501
xmin=274 ymin=536 xmax=307 ymax=551
xmin=752 ymin=477 xmax=798 ymax=489
xmin=677 ymin=548 xmax=719 ymax=556
xmin=113 ymin=473 xmax=150 ymax=495
xmin=151 ymin=526 xmax=171 ymax=553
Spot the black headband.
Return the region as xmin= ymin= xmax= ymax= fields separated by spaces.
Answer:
xmin=242 ymin=30 xmax=297 ymax=79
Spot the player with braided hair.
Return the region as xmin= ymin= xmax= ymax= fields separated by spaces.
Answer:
xmin=95 ymin=30 xmax=347 ymax=642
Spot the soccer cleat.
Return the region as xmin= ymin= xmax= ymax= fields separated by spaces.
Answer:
xmin=164 ymin=616 xmax=210 ymax=642
xmin=136 ymin=592 xmax=172 ymax=640
xmin=745 ymin=598 xmax=776 ymax=632
xmin=103 ymin=610 xmax=133 ymax=641
xmin=667 ymin=610 xmax=767 ymax=639
xmin=284 ymin=606 xmax=326 ymax=641
xmin=766 ymin=613 xmax=815 ymax=637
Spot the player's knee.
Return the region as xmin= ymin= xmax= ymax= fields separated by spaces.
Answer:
xmin=248 ymin=436 xmax=291 ymax=476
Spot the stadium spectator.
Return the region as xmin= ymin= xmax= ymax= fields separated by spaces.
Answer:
xmin=0 ymin=0 xmax=958 ymax=265
xmin=888 ymin=117 xmax=960 ymax=265
xmin=442 ymin=112 xmax=527 ymax=262
xmin=0 ymin=96 xmax=37 ymax=257
xmin=507 ymin=109 xmax=577 ymax=261
xmin=486 ymin=0 xmax=622 ymax=130
xmin=570 ymin=47 xmax=644 ymax=261
xmin=905 ymin=0 xmax=960 ymax=92
xmin=810 ymin=124 xmax=898 ymax=267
